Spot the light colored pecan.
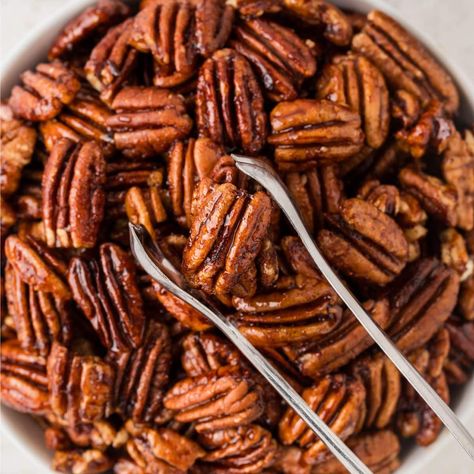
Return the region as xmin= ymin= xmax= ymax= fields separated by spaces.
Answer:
xmin=68 ymin=243 xmax=145 ymax=352
xmin=316 ymin=54 xmax=389 ymax=149
xmin=107 ymin=86 xmax=192 ymax=158
xmin=352 ymin=10 xmax=459 ymax=114
xmin=164 ymin=365 xmax=263 ymax=432
xmin=231 ymin=18 xmax=316 ymax=101
xmin=279 ymin=374 xmax=366 ymax=464
xmin=229 ymin=0 xmax=283 ymax=17
xmin=0 ymin=103 xmax=36 ymax=196
xmin=52 ymin=448 xmax=114 ymax=474
xmin=199 ymin=425 xmax=277 ymax=473
xmin=114 ymin=457 xmax=144 ymax=474
xmin=268 ymin=99 xmax=364 ymax=171
xmin=85 ymin=19 xmax=138 ymax=105
xmin=42 ymin=138 xmax=106 ymax=248
xmin=0 ymin=339 xmax=49 ymax=415
xmin=318 ymin=198 xmax=408 ymax=285
xmin=48 ymin=0 xmax=130 ymax=60
xmin=440 ymin=228 xmax=470 ymax=277
xmin=391 ymin=89 xmax=421 ymax=129
xmin=388 ymin=258 xmax=459 ymax=352
xmin=9 ymin=62 xmax=80 ymax=121
xmin=196 ymin=48 xmax=267 ymax=154
xmin=399 ymin=166 xmax=457 ymax=226
xmin=445 ymin=317 xmax=474 ymax=384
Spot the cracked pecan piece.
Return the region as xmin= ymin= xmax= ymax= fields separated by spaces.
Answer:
xmin=391 ymin=89 xmax=421 ymax=129
xmin=0 ymin=339 xmax=50 ymax=415
xmin=268 ymin=99 xmax=364 ymax=171
xmin=107 ymin=86 xmax=192 ymax=158
xmin=164 ymin=365 xmax=263 ymax=432
xmin=42 ymin=138 xmax=106 ymax=248
xmin=445 ymin=317 xmax=474 ymax=384
xmin=231 ymin=18 xmax=316 ymax=101
xmin=196 ymin=48 xmax=267 ymax=154
xmin=316 ymin=54 xmax=390 ymax=150
xmin=352 ymin=10 xmax=459 ymax=114
xmin=0 ymin=103 xmax=37 ymax=196
xmin=52 ymin=448 xmax=114 ymax=474
xmin=440 ymin=228 xmax=470 ymax=277
xmin=318 ymin=198 xmax=409 ymax=285
xmin=279 ymin=374 xmax=366 ymax=464
xmin=68 ymin=243 xmax=145 ymax=352
xmin=9 ymin=61 xmax=80 ymax=121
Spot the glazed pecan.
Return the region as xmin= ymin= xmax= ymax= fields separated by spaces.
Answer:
xmin=391 ymin=89 xmax=421 ymax=129
xmin=0 ymin=339 xmax=49 ymax=415
xmin=52 ymin=448 xmax=113 ymax=474
xmin=459 ymin=274 xmax=474 ymax=321
xmin=0 ymin=103 xmax=36 ymax=196
xmin=279 ymin=374 xmax=365 ymax=464
xmin=232 ymin=18 xmax=316 ymax=101
xmin=268 ymin=99 xmax=364 ymax=171
xmin=318 ymin=198 xmax=408 ymax=285
xmin=9 ymin=62 xmax=80 ymax=121
xmin=352 ymin=10 xmax=459 ymax=114
xmin=388 ymin=258 xmax=459 ymax=352
xmin=13 ymin=167 xmax=43 ymax=221
xmin=445 ymin=317 xmax=474 ymax=384
xmin=68 ymin=243 xmax=145 ymax=352
xmin=196 ymin=48 xmax=267 ymax=154
xmin=440 ymin=228 xmax=470 ymax=277
xmin=42 ymin=138 xmax=106 ymax=248
xmin=316 ymin=54 xmax=390 ymax=149
xmin=164 ymin=365 xmax=263 ymax=432
xmin=399 ymin=166 xmax=457 ymax=226
xmin=0 ymin=197 xmax=16 ymax=241
xmin=107 ymin=86 xmax=192 ymax=158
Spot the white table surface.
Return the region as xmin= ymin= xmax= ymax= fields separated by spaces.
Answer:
xmin=1 ymin=0 xmax=473 ymax=473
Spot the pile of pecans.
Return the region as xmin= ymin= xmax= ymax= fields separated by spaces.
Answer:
xmin=1 ymin=0 xmax=473 ymax=472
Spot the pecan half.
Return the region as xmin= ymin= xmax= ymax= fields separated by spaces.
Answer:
xmin=9 ymin=62 xmax=80 ymax=121
xmin=232 ymin=18 xmax=316 ymax=101
xmin=445 ymin=317 xmax=474 ymax=384
xmin=42 ymin=139 xmax=106 ymax=248
xmin=316 ymin=54 xmax=390 ymax=149
xmin=268 ymin=99 xmax=364 ymax=171
xmin=352 ymin=10 xmax=459 ymax=114
xmin=196 ymin=49 xmax=267 ymax=154
xmin=52 ymin=448 xmax=114 ymax=474
xmin=459 ymin=274 xmax=474 ymax=321
xmin=0 ymin=103 xmax=36 ymax=196
xmin=107 ymin=86 xmax=192 ymax=158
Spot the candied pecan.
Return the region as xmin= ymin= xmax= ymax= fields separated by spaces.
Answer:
xmin=388 ymin=258 xmax=459 ymax=352
xmin=107 ymin=86 xmax=192 ymax=158
xmin=0 ymin=103 xmax=36 ymax=196
xmin=1 ymin=197 xmax=16 ymax=240
xmin=316 ymin=54 xmax=389 ymax=149
xmin=164 ymin=365 xmax=263 ymax=432
xmin=445 ymin=317 xmax=474 ymax=384
xmin=196 ymin=49 xmax=267 ymax=154
xmin=0 ymin=339 xmax=49 ymax=415
xmin=279 ymin=374 xmax=365 ymax=464
xmin=42 ymin=139 xmax=106 ymax=248
xmin=13 ymin=167 xmax=43 ymax=221
xmin=440 ymin=228 xmax=470 ymax=277
xmin=271 ymin=446 xmax=311 ymax=474
xmin=358 ymin=180 xmax=400 ymax=215
xmin=47 ymin=342 xmax=115 ymax=425
xmin=289 ymin=299 xmax=390 ymax=377
xmin=352 ymin=10 xmax=459 ymax=113
xmin=318 ymin=198 xmax=408 ymax=285
xmin=286 ymin=166 xmax=343 ymax=234
xmin=53 ymin=448 xmax=114 ymax=474
xmin=9 ymin=62 xmax=80 ymax=121
xmin=442 ymin=130 xmax=474 ymax=231
xmin=391 ymin=89 xmax=421 ymax=129
xmin=59 ymin=420 xmax=123 ymax=451
xmin=108 ymin=321 xmax=171 ymax=423
xmin=399 ymin=166 xmax=457 ymax=226
xmin=230 ymin=0 xmax=283 ymax=17
xmin=85 ymin=19 xmax=138 ymax=105
xmin=280 ymin=235 xmax=319 ymax=279
xmin=268 ymin=99 xmax=364 ymax=171
xmin=283 ymin=0 xmax=352 ymax=46
xmin=68 ymin=243 xmax=146 ymax=352
xmin=231 ymin=18 xmax=316 ymax=101
xmin=459 ymin=274 xmax=474 ymax=321
xmin=199 ymin=425 xmax=277 ymax=473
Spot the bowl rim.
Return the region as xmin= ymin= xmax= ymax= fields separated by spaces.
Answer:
xmin=1 ymin=1 xmax=473 ymax=473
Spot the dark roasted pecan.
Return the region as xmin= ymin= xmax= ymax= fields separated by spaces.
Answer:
xmin=0 ymin=339 xmax=49 ymax=415
xmin=231 ymin=18 xmax=316 ymax=101
xmin=196 ymin=48 xmax=267 ymax=154
xmin=268 ymin=99 xmax=364 ymax=171
xmin=352 ymin=10 xmax=459 ymax=114
xmin=68 ymin=243 xmax=145 ymax=352
xmin=316 ymin=54 xmax=389 ymax=150
xmin=9 ymin=62 xmax=80 ymax=121
xmin=318 ymin=198 xmax=408 ymax=285
xmin=279 ymin=374 xmax=365 ymax=464
xmin=107 ymin=86 xmax=192 ymax=158
xmin=164 ymin=365 xmax=263 ymax=432
xmin=52 ymin=448 xmax=114 ymax=474
xmin=0 ymin=103 xmax=36 ymax=196
xmin=42 ymin=139 xmax=106 ymax=248
xmin=440 ymin=228 xmax=470 ymax=277
xmin=445 ymin=317 xmax=474 ymax=384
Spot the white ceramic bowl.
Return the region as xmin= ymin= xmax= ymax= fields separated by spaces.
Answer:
xmin=1 ymin=1 xmax=473 ymax=473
